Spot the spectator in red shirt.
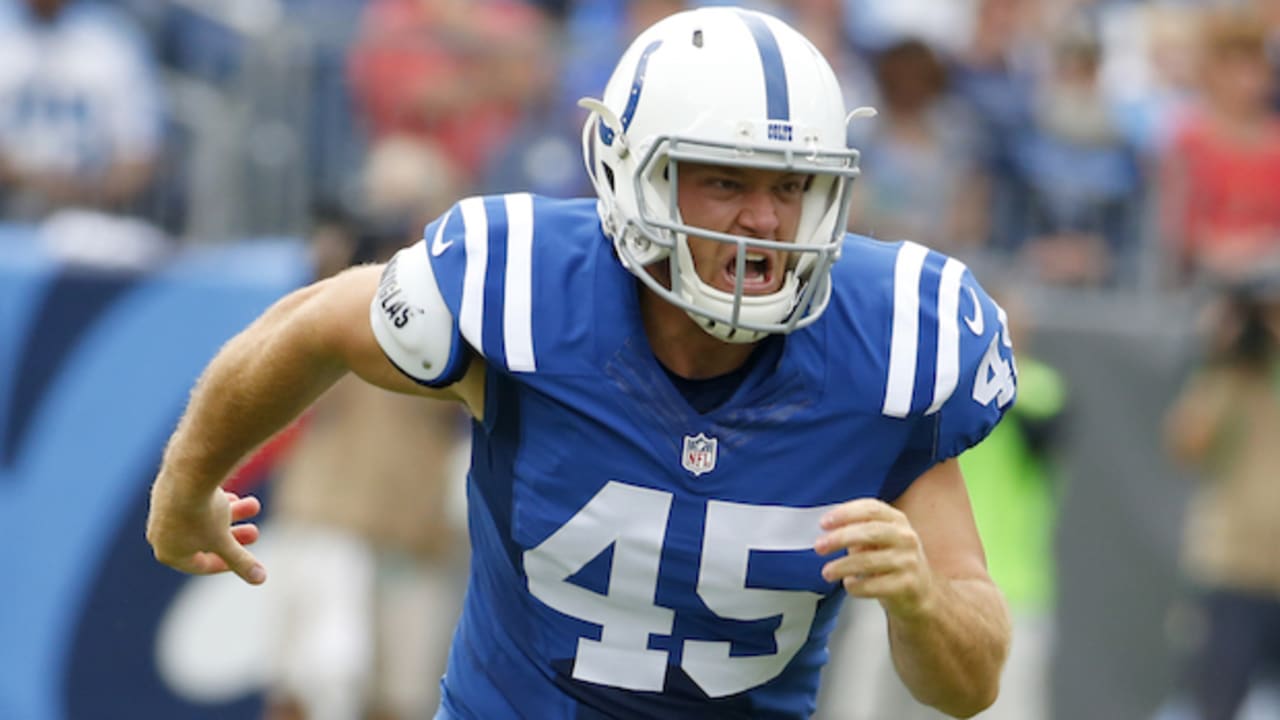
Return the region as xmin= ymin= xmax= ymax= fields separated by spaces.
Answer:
xmin=346 ymin=0 xmax=552 ymax=184
xmin=1161 ymin=8 xmax=1280 ymax=284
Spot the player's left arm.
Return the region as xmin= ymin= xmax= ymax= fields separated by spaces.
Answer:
xmin=817 ymin=258 xmax=1015 ymax=717
xmin=815 ymin=461 xmax=1008 ymax=718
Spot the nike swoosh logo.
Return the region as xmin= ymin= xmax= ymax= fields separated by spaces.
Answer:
xmin=430 ymin=230 xmax=455 ymax=256
xmin=963 ymin=286 xmax=984 ymax=335
xmin=430 ymin=213 xmax=454 ymax=257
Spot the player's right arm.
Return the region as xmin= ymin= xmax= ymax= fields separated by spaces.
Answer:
xmin=146 ymin=258 xmax=482 ymax=585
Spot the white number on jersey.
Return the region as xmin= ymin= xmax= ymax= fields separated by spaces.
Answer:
xmin=972 ymin=335 xmax=1015 ymax=408
xmin=524 ymin=481 xmax=835 ymax=697
xmin=524 ymin=481 xmax=675 ymax=691
xmin=684 ymin=500 xmax=829 ymax=696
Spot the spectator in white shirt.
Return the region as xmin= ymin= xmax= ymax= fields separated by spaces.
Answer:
xmin=0 ymin=0 xmax=163 ymax=220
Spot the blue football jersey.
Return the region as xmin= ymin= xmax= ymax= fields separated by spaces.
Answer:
xmin=383 ymin=193 xmax=1016 ymax=719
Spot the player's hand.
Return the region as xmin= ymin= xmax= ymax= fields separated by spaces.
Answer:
xmin=813 ymin=498 xmax=937 ymax=618
xmin=146 ymin=485 xmax=266 ymax=585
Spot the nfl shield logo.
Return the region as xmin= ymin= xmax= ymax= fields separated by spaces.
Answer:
xmin=681 ymin=433 xmax=718 ymax=476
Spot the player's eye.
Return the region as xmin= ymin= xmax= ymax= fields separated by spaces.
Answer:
xmin=707 ymin=177 xmax=742 ymax=192
xmin=775 ymin=177 xmax=808 ymax=198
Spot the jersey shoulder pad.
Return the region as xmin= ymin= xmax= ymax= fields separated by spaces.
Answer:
xmin=422 ymin=193 xmax=603 ymax=375
xmin=369 ymin=240 xmax=466 ymax=387
xmin=873 ymin=240 xmax=1017 ymax=458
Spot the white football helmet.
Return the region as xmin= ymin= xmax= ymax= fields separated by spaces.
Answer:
xmin=580 ymin=6 xmax=863 ymax=343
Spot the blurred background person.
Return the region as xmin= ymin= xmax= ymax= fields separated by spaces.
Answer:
xmin=946 ymin=0 xmax=1039 ymax=257
xmin=819 ymin=286 xmax=1068 ymax=720
xmin=840 ymin=0 xmax=975 ymax=56
xmin=1159 ymin=7 xmax=1280 ymax=286
xmin=789 ymin=0 xmax=878 ymax=137
xmin=1106 ymin=3 xmax=1199 ymax=165
xmin=0 ymin=0 xmax=162 ymax=221
xmin=256 ymin=137 xmax=470 ymax=720
xmin=555 ymin=0 xmax=685 ymax=132
xmin=1164 ymin=270 xmax=1280 ymax=720
xmin=848 ymin=36 xmax=990 ymax=260
xmin=1015 ymin=17 xmax=1143 ymax=287
xmin=346 ymin=0 xmax=552 ymax=188
xmin=477 ymin=0 xmax=647 ymax=198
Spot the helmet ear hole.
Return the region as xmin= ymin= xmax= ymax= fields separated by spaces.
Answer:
xmin=602 ymin=163 xmax=616 ymax=192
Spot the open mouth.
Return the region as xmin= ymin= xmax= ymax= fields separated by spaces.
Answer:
xmin=721 ymin=251 xmax=776 ymax=294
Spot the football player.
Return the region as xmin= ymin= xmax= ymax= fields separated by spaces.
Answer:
xmin=147 ymin=7 xmax=1015 ymax=718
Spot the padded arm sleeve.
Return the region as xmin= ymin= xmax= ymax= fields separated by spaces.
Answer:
xmin=368 ymin=240 xmax=468 ymax=388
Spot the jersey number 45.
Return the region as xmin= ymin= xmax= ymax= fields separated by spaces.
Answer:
xmin=525 ymin=480 xmax=835 ymax=698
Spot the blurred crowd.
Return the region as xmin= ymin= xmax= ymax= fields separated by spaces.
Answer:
xmin=5 ymin=0 xmax=1280 ymax=718
xmin=4 ymin=0 xmax=1280 ymax=292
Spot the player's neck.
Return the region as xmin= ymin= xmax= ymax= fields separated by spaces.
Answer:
xmin=638 ymin=286 xmax=756 ymax=379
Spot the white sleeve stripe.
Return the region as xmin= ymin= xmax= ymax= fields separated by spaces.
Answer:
xmin=926 ymin=258 xmax=966 ymax=415
xmin=459 ymin=197 xmax=488 ymax=351
xmin=882 ymin=242 xmax=929 ymax=418
xmin=503 ymin=193 xmax=536 ymax=372
xmin=996 ymin=304 xmax=1013 ymax=348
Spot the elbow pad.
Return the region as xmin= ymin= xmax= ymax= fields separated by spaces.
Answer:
xmin=369 ymin=241 xmax=466 ymax=387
